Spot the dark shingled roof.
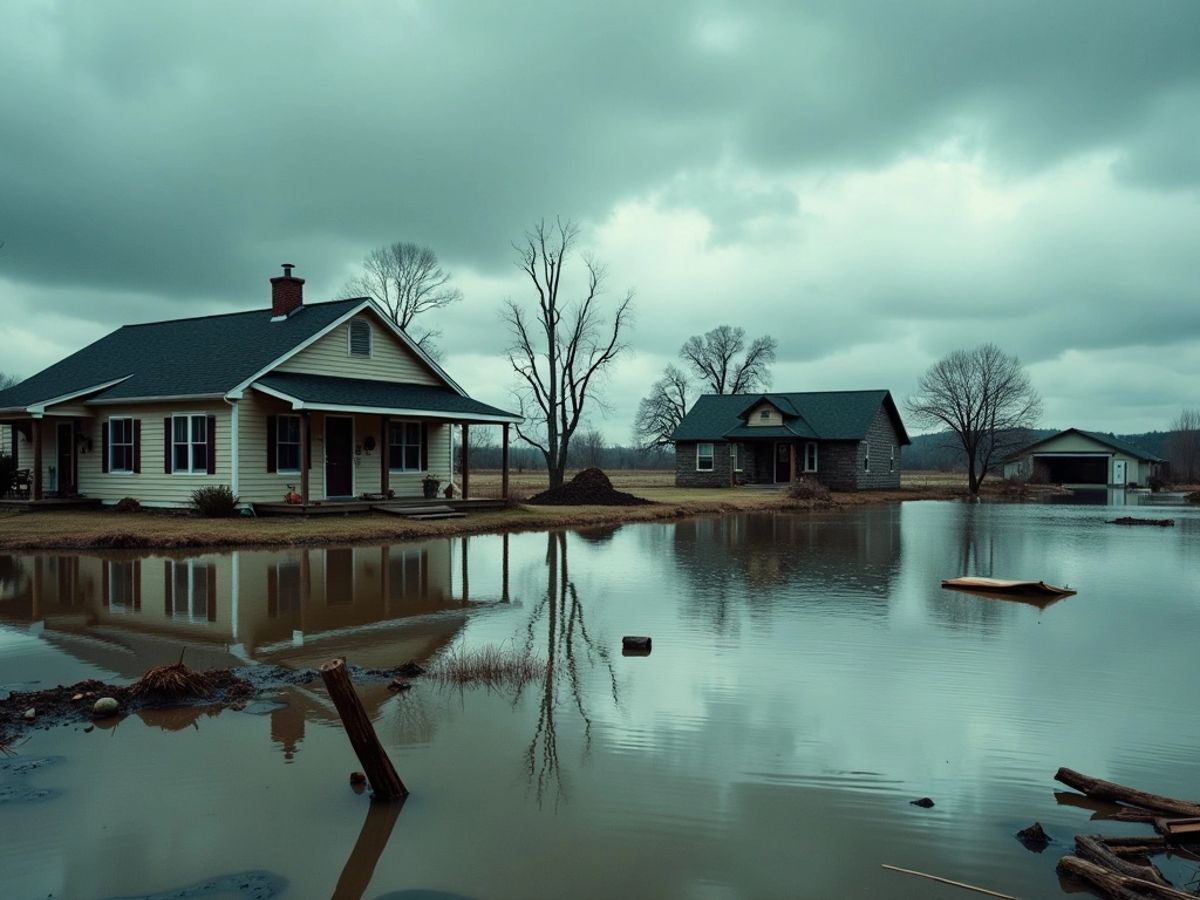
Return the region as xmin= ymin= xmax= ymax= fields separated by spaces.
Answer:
xmin=254 ymin=372 xmax=520 ymax=421
xmin=673 ymin=390 xmax=910 ymax=444
xmin=1011 ymin=428 xmax=1163 ymax=462
xmin=0 ymin=299 xmax=369 ymax=411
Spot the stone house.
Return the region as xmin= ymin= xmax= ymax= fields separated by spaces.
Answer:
xmin=672 ymin=390 xmax=910 ymax=490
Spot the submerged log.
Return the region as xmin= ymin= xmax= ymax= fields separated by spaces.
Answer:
xmin=319 ymin=658 xmax=408 ymax=801
xmin=1094 ymin=835 xmax=1171 ymax=857
xmin=1055 ymin=768 xmax=1200 ymax=818
xmin=1057 ymin=856 xmax=1194 ymax=900
xmin=1074 ymin=836 xmax=1170 ymax=886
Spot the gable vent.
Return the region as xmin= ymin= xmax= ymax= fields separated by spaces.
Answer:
xmin=349 ymin=319 xmax=372 ymax=357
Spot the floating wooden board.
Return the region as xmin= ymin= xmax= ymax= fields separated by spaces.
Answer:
xmin=942 ymin=577 xmax=1076 ymax=597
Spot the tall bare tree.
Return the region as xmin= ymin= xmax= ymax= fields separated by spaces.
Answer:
xmin=0 ymin=372 xmax=18 ymax=391
xmin=680 ymin=325 xmax=778 ymax=395
xmin=502 ymin=219 xmax=634 ymax=489
xmin=1166 ymin=408 xmax=1200 ymax=483
xmin=343 ymin=241 xmax=462 ymax=354
xmin=633 ymin=364 xmax=692 ymax=448
xmin=906 ymin=343 xmax=1042 ymax=495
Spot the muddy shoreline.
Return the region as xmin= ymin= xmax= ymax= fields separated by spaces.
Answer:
xmin=0 ymin=663 xmax=424 ymax=745
xmin=0 ymin=486 xmax=1021 ymax=552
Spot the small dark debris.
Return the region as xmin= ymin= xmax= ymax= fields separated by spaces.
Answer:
xmin=349 ymin=771 xmax=367 ymax=785
xmin=392 ymin=662 xmax=425 ymax=678
xmin=622 ymin=636 xmax=652 ymax=653
xmin=910 ymin=797 xmax=935 ymax=808
xmin=1016 ymin=821 xmax=1051 ymax=850
xmin=387 ymin=679 xmax=413 ymax=692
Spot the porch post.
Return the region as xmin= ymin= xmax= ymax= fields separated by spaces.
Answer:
xmin=788 ymin=442 xmax=796 ymax=483
xmin=501 ymin=423 xmax=510 ymax=500
xmin=461 ymin=423 xmax=470 ymax=500
xmin=299 ymin=412 xmax=310 ymax=505
xmin=379 ymin=416 xmax=389 ymax=498
xmin=31 ymin=417 xmax=43 ymax=501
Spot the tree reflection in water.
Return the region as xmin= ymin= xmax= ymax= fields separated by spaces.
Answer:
xmin=518 ymin=531 xmax=618 ymax=808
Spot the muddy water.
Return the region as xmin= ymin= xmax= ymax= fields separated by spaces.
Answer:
xmin=1 ymin=501 xmax=1199 ymax=899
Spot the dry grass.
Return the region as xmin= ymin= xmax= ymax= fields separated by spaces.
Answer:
xmin=426 ymin=644 xmax=546 ymax=689
xmin=0 ymin=469 xmax=991 ymax=551
xmin=129 ymin=662 xmax=212 ymax=700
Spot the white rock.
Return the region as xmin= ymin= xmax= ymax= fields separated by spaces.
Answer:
xmin=22 ymin=708 xmax=35 ymax=720
xmin=93 ymin=697 xmax=119 ymax=716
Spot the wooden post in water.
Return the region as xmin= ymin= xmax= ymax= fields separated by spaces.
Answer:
xmin=331 ymin=799 xmax=403 ymax=900
xmin=319 ymin=658 xmax=408 ymax=801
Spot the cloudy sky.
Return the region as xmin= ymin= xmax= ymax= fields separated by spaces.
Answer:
xmin=2 ymin=1 xmax=1198 ymax=441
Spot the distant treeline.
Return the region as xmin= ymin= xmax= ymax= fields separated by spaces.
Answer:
xmin=458 ymin=441 xmax=676 ymax=472
xmin=902 ymin=429 xmax=1172 ymax=472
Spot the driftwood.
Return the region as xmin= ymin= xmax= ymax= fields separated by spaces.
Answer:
xmin=319 ymin=658 xmax=408 ymax=801
xmin=1074 ymin=836 xmax=1169 ymax=886
xmin=1093 ymin=835 xmax=1171 ymax=857
xmin=1057 ymin=856 xmax=1195 ymax=900
xmin=1055 ymin=768 xmax=1200 ymax=818
xmin=1107 ymin=517 xmax=1174 ymax=527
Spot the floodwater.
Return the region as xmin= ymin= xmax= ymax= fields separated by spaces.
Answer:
xmin=1 ymin=499 xmax=1198 ymax=899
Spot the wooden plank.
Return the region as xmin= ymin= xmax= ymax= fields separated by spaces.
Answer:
xmin=880 ymin=865 xmax=1018 ymax=899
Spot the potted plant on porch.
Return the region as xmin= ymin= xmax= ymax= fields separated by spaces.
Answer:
xmin=421 ymin=472 xmax=440 ymax=499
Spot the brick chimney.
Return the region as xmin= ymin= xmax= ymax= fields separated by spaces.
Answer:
xmin=270 ymin=263 xmax=304 ymax=318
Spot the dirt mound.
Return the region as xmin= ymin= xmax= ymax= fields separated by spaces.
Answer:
xmin=527 ymin=468 xmax=654 ymax=506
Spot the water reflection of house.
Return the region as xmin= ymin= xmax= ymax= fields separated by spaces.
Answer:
xmin=0 ymin=538 xmax=502 ymax=676
xmin=672 ymin=508 xmax=902 ymax=605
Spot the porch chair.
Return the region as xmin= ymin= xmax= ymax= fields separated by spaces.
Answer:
xmin=11 ymin=469 xmax=31 ymax=500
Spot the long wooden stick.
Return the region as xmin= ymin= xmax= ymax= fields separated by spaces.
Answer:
xmin=881 ymin=865 xmax=1018 ymax=899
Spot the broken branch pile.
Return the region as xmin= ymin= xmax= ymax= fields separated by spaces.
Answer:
xmin=1052 ymin=767 xmax=1200 ymax=899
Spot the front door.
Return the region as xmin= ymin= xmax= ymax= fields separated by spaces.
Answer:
xmin=56 ymin=422 xmax=75 ymax=496
xmin=774 ymin=442 xmax=791 ymax=483
xmin=1113 ymin=459 xmax=1127 ymax=486
xmin=325 ymin=417 xmax=354 ymax=497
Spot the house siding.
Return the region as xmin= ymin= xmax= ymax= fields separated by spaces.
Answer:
xmin=74 ymin=402 xmax=233 ymax=506
xmin=855 ymin=406 xmax=903 ymax=490
xmin=276 ymin=315 xmax=441 ymax=385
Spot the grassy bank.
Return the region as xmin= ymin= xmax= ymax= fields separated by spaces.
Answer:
xmin=0 ymin=470 xmax=1005 ymax=551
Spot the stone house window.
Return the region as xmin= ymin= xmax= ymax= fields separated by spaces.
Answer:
xmin=863 ymin=441 xmax=870 ymax=473
xmin=731 ymin=444 xmax=742 ymax=472
xmin=696 ymin=443 xmax=715 ymax=471
xmin=890 ymin=444 xmax=896 ymax=473
xmin=804 ymin=442 xmax=818 ymax=472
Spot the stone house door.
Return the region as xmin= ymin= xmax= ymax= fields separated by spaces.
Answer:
xmin=774 ymin=443 xmax=790 ymax=483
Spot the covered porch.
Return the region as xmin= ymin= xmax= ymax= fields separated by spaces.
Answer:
xmin=731 ymin=438 xmax=821 ymax=486
xmin=2 ymin=413 xmax=93 ymax=503
xmin=247 ymin=372 xmax=522 ymax=508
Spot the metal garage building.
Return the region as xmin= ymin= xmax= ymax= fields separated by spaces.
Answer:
xmin=1002 ymin=428 xmax=1162 ymax=487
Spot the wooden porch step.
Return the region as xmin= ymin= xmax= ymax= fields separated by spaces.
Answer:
xmin=407 ymin=512 xmax=467 ymax=520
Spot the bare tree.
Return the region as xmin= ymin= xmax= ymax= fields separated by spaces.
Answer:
xmin=0 ymin=372 xmax=18 ymax=391
xmin=906 ymin=343 xmax=1043 ymax=495
xmin=502 ymin=219 xmax=634 ymax=489
xmin=633 ymin=364 xmax=692 ymax=448
xmin=680 ymin=325 xmax=777 ymax=395
xmin=1167 ymin=408 xmax=1200 ymax=483
xmin=343 ymin=241 xmax=462 ymax=355
xmin=573 ymin=428 xmax=606 ymax=469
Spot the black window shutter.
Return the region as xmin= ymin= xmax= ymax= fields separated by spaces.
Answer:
xmin=306 ymin=418 xmax=312 ymax=470
xmin=206 ymin=415 xmax=216 ymax=475
xmin=164 ymin=418 xmax=171 ymax=473
xmin=420 ymin=423 xmax=428 ymax=471
xmin=266 ymin=415 xmax=277 ymax=473
xmin=101 ymin=422 xmax=110 ymax=473
xmin=163 ymin=560 xmax=173 ymax=615
xmin=132 ymin=419 xmax=141 ymax=473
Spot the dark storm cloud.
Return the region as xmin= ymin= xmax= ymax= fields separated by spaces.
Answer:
xmin=1 ymin=1 xmax=1198 ymax=435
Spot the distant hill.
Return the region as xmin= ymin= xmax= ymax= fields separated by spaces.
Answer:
xmin=903 ymin=429 xmax=1169 ymax=472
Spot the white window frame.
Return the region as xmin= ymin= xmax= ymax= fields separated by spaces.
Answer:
xmin=348 ymin=318 xmax=373 ymax=358
xmin=276 ymin=414 xmax=301 ymax=474
xmin=107 ymin=560 xmax=135 ymax=610
xmin=696 ymin=442 xmax=715 ymax=472
xmin=270 ymin=558 xmax=303 ymax=617
xmin=170 ymin=559 xmax=210 ymax=620
xmin=731 ymin=443 xmax=742 ymax=472
xmin=758 ymin=409 xmax=771 ymax=421
xmin=109 ymin=416 xmax=135 ymax=474
xmin=388 ymin=547 xmax=425 ymax=605
xmin=863 ymin=441 xmax=871 ymax=473
xmin=890 ymin=444 xmax=896 ymax=473
xmin=388 ymin=421 xmax=423 ymax=472
xmin=171 ymin=413 xmax=209 ymax=475
xmin=804 ymin=442 xmax=818 ymax=473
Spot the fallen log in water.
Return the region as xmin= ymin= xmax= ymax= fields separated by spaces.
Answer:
xmin=1057 ymin=856 xmax=1195 ymax=900
xmin=1055 ymin=768 xmax=1200 ymax=818
xmin=320 ymin=658 xmax=408 ymax=802
xmin=1107 ymin=517 xmax=1174 ymax=527
xmin=1093 ymin=835 xmax=1172 ymax=858
xmin=1074 ymin=836 xmax=1170 ymax=886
